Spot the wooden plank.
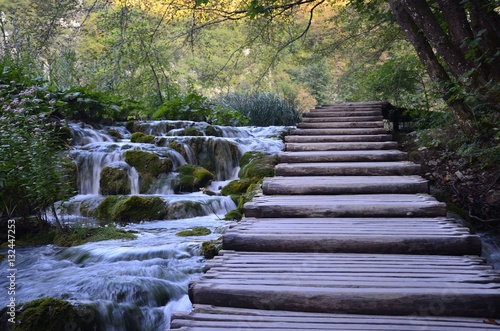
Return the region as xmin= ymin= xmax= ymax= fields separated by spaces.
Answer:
xmin=171 ymin=306 xmax=500 ymax=330
xmin=278 ymin=150 xmax=408 ymax=163
xmin=290 ymin=128 xmax=388 ymax=135
xmin=244 ymin=194 xmax=447 ymax=218
xmin=297 ymin=121 xmax=385 ymax=129
xmin=275 ymin=161 xmax=421 ymax=176
xmin=285 ymin=141 xmax=398 ymax=151
xmin=285 ymin=134 xmax=393 ymax=143
xmin=222 ymin=233 xmax=482 ymax=255
xmin=302 ymin=115 xmax=384 ymax=122
xmin=189 ymin=253 xmax=500 ymax=318
xmin=303 ymin=111 xmax=382 ymax=117
xmin=262 ymin=175 xmax=428 ymax=194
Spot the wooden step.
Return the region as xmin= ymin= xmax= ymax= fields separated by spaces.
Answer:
xmin=279 ymin=151 xmax=407 ymax=163
xmin=297 ymin=121 xmax=384 ymax=129
xmin=285 ymin=134 xmax=393 ymax=143
xmin=290 ymin=128 xmax=388 ymax=135
xmin=244 ymin=194 xmax=447 ymax=218
xmin=223 ymin=217 xmax=482 ymax=255
xmin=189 ymin=251 xmax=500 ymax=318
xmin=285 ymin=141 xmax=398 ymax=151
xmin=275 ymin=161 xmax=421 ymax=176
xmin=262 ymin=176 xmax=428 ymax=195
xmin=304 ymin=111 xmax=382 ymax=117
xmin=302 ymin=116 xmax=384 ymax=122
xmin=171 ymin=305 xmax=500 ymax=330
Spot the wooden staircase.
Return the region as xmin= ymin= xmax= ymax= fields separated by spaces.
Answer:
xmin=171 ymin=102 xmax=500 ymax=330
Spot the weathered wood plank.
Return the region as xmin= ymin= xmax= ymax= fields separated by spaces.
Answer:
xmin=275 ymin=161 xmax=421 ymax=176
xmin=244 ymin=194 xmax=447 ymax=218
xmin=278 ymin=150 xmax=408 ymax=163
xmin=297 ymin=121 xmax=385 ymax=129
xmin=285 ymin=134 xmax=393 ymax=143
xmin=290 ymin=128 xmax=388 ymax=135
xmin=302 ymin=115 xmax=384 ymax=122
xmin=303 ymin=111 xmax=382 ymax=117
xmin=285 ymin=141 xmax=398 ymax=151
xmin=171 ymin=305 xmax=500 ymax=330
xmin=262 ymin=175 xmax=428 ymax=194
xmin=188 ymin=252 xmax=500 ymax=318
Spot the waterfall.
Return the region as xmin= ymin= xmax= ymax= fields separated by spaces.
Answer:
xmin=2 ymin=120 xmax=290 ymax=330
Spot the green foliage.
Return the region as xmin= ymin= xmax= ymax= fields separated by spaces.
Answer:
xmin=214 ymin=92 xmax=300 ymax=126
xmin=176 ymin=226 xmax=211 ymax=237
xmin=0 ymin=67 xmax=75 ymax=220
xmin=153 ymin=92 xmax=248 ymax=126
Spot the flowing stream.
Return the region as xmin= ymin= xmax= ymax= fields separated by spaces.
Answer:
xmin=0 ymin=121 xmax=288 ymax=330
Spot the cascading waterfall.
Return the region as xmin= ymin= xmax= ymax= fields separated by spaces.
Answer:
xmin=0 ymin=120 xmax=289 ymax=330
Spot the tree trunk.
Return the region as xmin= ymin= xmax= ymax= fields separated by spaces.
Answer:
xmin=388 ymin=0 xmax=474 ymax=134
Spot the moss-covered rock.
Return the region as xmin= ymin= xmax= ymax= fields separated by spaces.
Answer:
xmin=205 ymin=125 xmax=222 ymax=137
xmin=201 ymin=238 xmax=222 ymax=259
xmin=54 ymin=225 xmax=136 ymax=247
xmin=176 ymin=226 xmax=211 ymax=237
xmin=107 ymin=129 xmax=123 ymax=140
xmin=130 ymin=132 xmax=155 ymax=143
xmin=175 ymin=165 xmax=214 ymax=192
xmin=220 ymin=178 xmax=254 ymax=196
xmin=96 ymin=195 xmax=123 ymax=220
xmin=238 ymin=152 xmax=277 ymax=179
xmin=166 ymin=200 xmax=204 ymax=219
xmin=8 ymin=298 xmax=97 ymax=331
xmin=224 ymin=209 xmax=243 ymax=221
xmin=99 ymin=166 xmax=130 ymax=195
xmin=102 ymin=195 xmax=167 ymax=223
xmin=124 ymin=150 xmax=173 ymax=193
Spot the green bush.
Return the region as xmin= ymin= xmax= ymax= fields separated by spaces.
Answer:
xmin=152 ymin=92 xmax=248 ymax=126
xmin=213 ymin=92 xmax=301 ymax=126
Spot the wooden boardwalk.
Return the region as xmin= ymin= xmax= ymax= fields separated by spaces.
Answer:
xmin=171 ymin=102 xmax=500 ymax=330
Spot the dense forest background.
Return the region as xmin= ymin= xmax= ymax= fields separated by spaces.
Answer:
xmin=1 ymin=0 xmax=499 ymax=222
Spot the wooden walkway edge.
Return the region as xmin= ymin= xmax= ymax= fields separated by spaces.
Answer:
xmin=171 ymin=101 xmax=500 ymax=330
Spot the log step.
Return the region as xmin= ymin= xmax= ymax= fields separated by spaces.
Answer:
xmin=285 ymin=134 xmax=393 ymax=143
xmin=297 ymin=121 xmax=384 ymax=129
xmin=223 ymin=217 xmax=482 ymax=255
xmin=304 ymin=111 xmax=382 ymax=117
xmin=302 ymin=115 xmax=384 ymax=122
xmin=188 ymin=251 xmax=500 ymax=317
xmin=171 ymin=305 xmax=500 ymax=330
xmin=279 ymin=151 xmax=407 ymax=163
xmin=275 ymin=161 xmax=421 ymax=176
xmin=244 ymin=194 xmax=447 ymax=218
xmin=262 ymin=176 xmax=428 ymax=195
xmin=285 ymin=141 xmax=398 ymax=151
xmin=290 ymin=128 xmax=388 ymax=135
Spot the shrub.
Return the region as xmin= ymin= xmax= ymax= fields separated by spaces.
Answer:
xmin=213 ymin=92 xmax=301 ymax=126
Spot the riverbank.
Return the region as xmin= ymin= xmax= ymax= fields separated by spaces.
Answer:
xmin=395 ymin=129 xmax=500 ymax=233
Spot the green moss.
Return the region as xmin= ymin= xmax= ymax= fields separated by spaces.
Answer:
xmin=54 ymin=225 xmax=136 ymax=247
xmin=99 ymin=166 xmax=130 ymax=195
xmin=201 ymin=239 xmax=222 ymax=259
xmin=107 ymin=129 xmax=123 ymax=140
xmin=183 ymin=127 xmax=204 ymax=136
xmin=220 ymin=178 xmax=253 ymax=196
xmin=176 ymin=226 xmax=211 ymax=237
xmin=96 ymin=195 xmax=122 ymax=220
xmin=13 ymin=298 xmax=97 ymax=331
xmin=176 ymin=165 xmax=214 ymax=192
xmin=107 ymin=195 xmax=167 ymax=223
xmin=124 ymin=150 xmax=172 ymax=178
xmin=238 ymin=152 xmax=277 ymax=179
xmin=131 ymin=132 xmax=155 ymax=143
xmin=224 ymin=209 xmax=243 ymax=221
